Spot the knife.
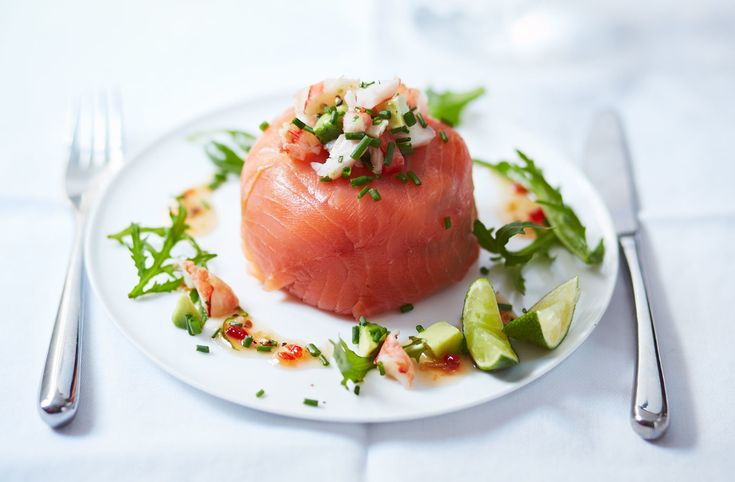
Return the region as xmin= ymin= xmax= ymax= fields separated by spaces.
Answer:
xmin=582 ymin=111 xmax=669 ymax=440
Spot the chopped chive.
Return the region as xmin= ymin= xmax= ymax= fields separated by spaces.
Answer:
xmin=229 ymin=321 xmax=243 ymax=327
xmin=189 ymin=289 xmax=199 ymax=303
xmin=443 ymin=216 xmax=452 ymax=229
xmin=259 ymin=121 xmax=269 ymax=132
xmin=357 ymin=185 xmax=370 ymax=199
xmin=416 ymin=112 xmax=427 ymax=128
xmin=211 ymin=328 xmax=222 ymax=339
xmin=319 ymin=176 xmax=332 ymax=182
xmin=243 ymin=336 xmax=253 ymax=348
xmin=400 ymin=303 xmax=414 ymax=313
xmin=403 ymin=110 xmax=417 ymax=127
xmin=384 ymin=141 xmax=395 ymax=166
xmin=369 ymin=136 xmax=381 ymax=148
xmin=345 ymin=131 xmax=366 ymax=140
xmin=364 ymin=107 xmax=376 ymax=115
xmin=319 ymin=354 xmax=330 ymax=366
xmin=480 ymin=266 xmax=489 ymax=275
xmin=398 ymin=144 xmax=414 ymax=156
xmin=352 ymin=325 xmax=360 ymax=344
xmin=396 ymin=172 xmax=408 ymax=183
xmin=256 ymin=345 xmax=273 ymax=353
xmin=306 ymin=343 xmax=321 ymax=357
xmin=341 ymin=166 xmax=352 ymax=179
xmin=395 ymin=136 xmax=412 ymax=144
xmin=361 ymin=151 xmax=373 ymax=169
xmin=256 ymin=389 xmax=265 ymax=398
xmin=378 ymin=110 xmax=391 ymax=119
xmin=390 ymin=126 xmax=409 ymax=135
xmin=264 ymin=339 xmax=279 ymax=346
xmin=378 ymin=361 xmax=386 ymax=376
xmin=407 ymin=171 xmax=421 ymax=186
xmin=439 ymin=130 xmax=449 ymax=142
xmin=350 ymin=175 xmax=373 ymax=187
xmin=358 ymin=315 xmax=368 ymax=325
xmin=185 ymin=314 xmax=197 ymax=336
xmin=368 ymin=188 xmax=381 ymax=201
xmin=498 ymin=303 xmax=513 ymax=312
xmin=303 ymin=398 xmax=319 ymax=407
xmin=196 ymin=344 xmax=210 ymax=353
xmin=416 ymin=324 xmax=425 ymax=332
xmin=291 ymin=117 xmax=314 ymax=134
xmin=350 ymin=136 xmax=372 ymax=160
xmin=354 ymin=385 xmax=361 ymax=395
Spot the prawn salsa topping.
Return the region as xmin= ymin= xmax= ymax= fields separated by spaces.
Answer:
xmin=106 ymin=78 xmax=601 ymax=406
xmin=279 ymin=78 xmax=483 ymax=201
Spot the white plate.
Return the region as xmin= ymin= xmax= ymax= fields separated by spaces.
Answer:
xmin=85 ymin=93 xmax=618 ymax=423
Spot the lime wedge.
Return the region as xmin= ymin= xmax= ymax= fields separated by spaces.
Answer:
xmin=462 ymin=278 xmax=519 ymax=370
xmin=503 ymin=276 xmax=580 ymax=350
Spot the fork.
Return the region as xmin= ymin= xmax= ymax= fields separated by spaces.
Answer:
xmin=38 ymin=91 xmax=124 ymax=428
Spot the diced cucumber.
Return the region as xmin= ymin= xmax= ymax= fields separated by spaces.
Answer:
xmin=416 ymin=321 xmax=464 ymax=358
xmin=355 ymin=322 xmax=388 ymax=357
xmin=172 ymin=294 xmax=202 ymax=330
xmin=314 ymin=108 xmax=342 ymax=144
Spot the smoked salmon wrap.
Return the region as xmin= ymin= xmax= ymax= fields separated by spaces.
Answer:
xmin=240 ymin=78 xmax=479 ymax=318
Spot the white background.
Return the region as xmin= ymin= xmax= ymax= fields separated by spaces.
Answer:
xmin=1 ymin=0 xmax=734 ymax=480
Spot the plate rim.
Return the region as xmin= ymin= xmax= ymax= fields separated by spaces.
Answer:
xmin=84 ymin=92 xmax=619 ymax=423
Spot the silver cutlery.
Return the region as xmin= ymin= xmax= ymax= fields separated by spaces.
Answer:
xmin=583 ymin=111 xmax=669 ymax=440
xmin=38 ymin=91 xmax=124 ymax=428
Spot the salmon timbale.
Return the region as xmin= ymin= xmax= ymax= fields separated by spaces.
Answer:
xmin=240 ymin=78 xmax=479 ymax=318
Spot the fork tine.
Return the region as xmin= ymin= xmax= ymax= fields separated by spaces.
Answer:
xmin=68 ymin=97 xmax=82 ymax=169
xmin=91 ymin=92 xmax=108 ymax=167
xmin=69 ymin=94 xmax=94 ymax=170
xmin=105 ymin=88 xmax=124 ymax=167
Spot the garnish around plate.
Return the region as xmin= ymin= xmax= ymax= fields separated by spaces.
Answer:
xmin=102 ymin=77 xmax=607 ymax=409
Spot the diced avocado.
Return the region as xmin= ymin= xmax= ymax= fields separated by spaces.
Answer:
xmin=314 ymin=108 xmax=343 ymax=144
xmin=172 ymin=293 xmax=203 ymax=329
xmin=417 ymin=321 xmax=464 ymax=358
xmin=384 ymin=95 xmax=409 ymax=130
xmin=355 ymin=322 xmax=389 ymax=357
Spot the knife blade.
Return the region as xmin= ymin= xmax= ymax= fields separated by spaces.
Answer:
xmin=582 ymin=111 xmax=639 ymax=236
xmin=582 ymin=111 xmax=669 ymax=441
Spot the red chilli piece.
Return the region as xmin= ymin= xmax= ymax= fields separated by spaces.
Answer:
xmin=444 ymin=354 xmax=461 ymax=370
xmin=528 ymin=207 xmax=546 ymax=225
xmin=225 ymin=325 xmax=248 ymax=341
xmin=513 ymin=183 xmax=528 ymax=194
xmin=278 ymin=344 xmax=304 ymax=361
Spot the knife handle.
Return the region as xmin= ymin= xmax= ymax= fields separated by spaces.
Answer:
xmin=620 ymin=234 xmax=669 ymax=440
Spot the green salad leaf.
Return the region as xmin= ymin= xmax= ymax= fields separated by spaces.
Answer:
xmin=188 ymin=129 xmax=254 ymax=190
xmin=473 ymin=150 xmax=604 ymax=293
xmin=426 ymin=87 xmax=485 ymax=127
xmin=330 ymin=338 xmax=375 ymax=388
xmin=475 ymin=150 xmax=605 ymax=264
xmin=108 ymin=203 xmax=217 ymax=299
xmin=473 ymin=220 xmax=556 ymax=294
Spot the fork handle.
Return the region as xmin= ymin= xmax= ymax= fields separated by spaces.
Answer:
xmin=620 ymin=234 xmax=669 ymax=440
xmin=39 ymin=214 xmax=85 ymax=428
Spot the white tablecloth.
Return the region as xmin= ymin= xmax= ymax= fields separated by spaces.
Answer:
xmin=2 ymin=0 xmax=734 ymax=480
